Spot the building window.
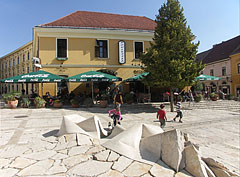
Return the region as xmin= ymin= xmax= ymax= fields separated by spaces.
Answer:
xmin=95 ymin=40 xmax=108 ymax=58
xmin=27 ymin=52 xmax=30 ymax=60
xmin=23 ymin=54 xmax=25 ymax=62
xmin=222 ymin=66 xmax=226 ymax=76
xmin=13 ymin=59 xmax=15 ymax=66
xmin=238 ymin=63 xmax=240 ymax=74
xmin=9 ymin=60 xmax=11 ymax=67
xmin=22 ymin=68 xmax=25 ymax=74
xmin=210 ymin=69 xmax=214 ymax=76
xmin=27 ymin=67 xmax=30 ymax=73
xmin=57 ymin=39 xmax=67 ymax=58
xmin=134 ymin=41 xmax=144 ymax=59
xmin=32 ymin=66 xmax=35 ymax=72
xmin=17 ymin=57 xmax=20 ymax=64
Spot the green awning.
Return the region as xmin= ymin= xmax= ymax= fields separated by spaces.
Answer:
xmin=195 ymin=74 xmax=221 ymax=81
xmin=124 ymin=72 xmax=149 ymax=82
xmin=1 ymin=70 xmax=65 ymax=83
xmin=66 ymin=71 xmax=122 ymax=82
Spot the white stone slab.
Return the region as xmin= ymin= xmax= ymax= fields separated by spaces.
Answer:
xmin=50 ymin=152 xmax=68 ymax=160
xmin=0 ymin=145 xmax=29 ymax=158
xmin=112 ymin=155 xmax=133 ymax=172
xmin=68 ymin=145 xmax=90 ymax=156
xmin=67 ymin=160 xmax=112 ymax=176
xmin=122 ymin=161 xmax=152 ymax=177
xmin=0 ymin=168 xmax=19 ymax=177
xmin=17 ymin=159 xmax=54 ymax=176
xmin=21 ymin=150 xmax=56 ymax=160
xmin=107 ymin=151 xmax=120 ymax=162
xmin=0 ymin=158 xmax=12 ymax=168
xmin=76 ymin=133 xmax=93 ymax=146
xmin=98 ymin=169 xmax=124 ymax=177
xmin=9 ymin=157 xmax=36 ymax=169
xmin=150 ymin=160 xmax=175 ymax=177
xmin=94 ymin=150 xmax=110 ymax=161
xmin=62 ymin=154 xmax=92 ymax=168
xmin=46 ymin=160 xmax=67 ymax=175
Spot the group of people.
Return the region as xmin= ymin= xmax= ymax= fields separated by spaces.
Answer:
xmin=156 ymin=101 xmax=183 ymax=128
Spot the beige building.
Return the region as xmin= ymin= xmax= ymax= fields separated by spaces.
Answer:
xmin=0 ymin=41 xmax=34 ymax=94
xmin=1 ymin=11 xmax=156 ymax=96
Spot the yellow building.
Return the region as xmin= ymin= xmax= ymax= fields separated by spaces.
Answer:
xmin=1 ymin=11 xmax=156 ymax=96
xmin=0 ymin=41 xmax=34 ymax=94
xmin=230 ymin=50 xmax=240 ymax=97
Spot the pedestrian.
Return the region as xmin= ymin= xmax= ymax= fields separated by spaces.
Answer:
xmin=173 ymin=101 xmax=183 ymax=123
xmin=113 ymin=90 xmax=123 ymax=107
xmin=21 ymin=88 xmax=25 ymax=95
xmin=108 ymin=105 xmax=122 ymax=126
xmin=156 ymin=104 xmax=167 ymax=128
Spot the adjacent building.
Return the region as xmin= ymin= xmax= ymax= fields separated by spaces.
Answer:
xmin=0 ymin=11 xmax=156 ymax=96
xmin=196 ymin=35 xmax=240 ymax=96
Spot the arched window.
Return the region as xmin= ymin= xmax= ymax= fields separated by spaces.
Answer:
xmin=238 ymin=63 xmax=240 ymax=74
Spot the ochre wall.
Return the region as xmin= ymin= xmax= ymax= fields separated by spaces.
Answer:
xmin=230 ymin=53 xmax=240 ymax=96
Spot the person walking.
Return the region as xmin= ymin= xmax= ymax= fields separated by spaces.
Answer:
xmin=173 ymin=101 xmax=183 ymax=123
xmin=113 ymin=90 xmax=123 ymax=107
xmin=156 ymin=104 xmax=167 ymax=128
xmin=108 ymin=105 xmax=122 ymax=126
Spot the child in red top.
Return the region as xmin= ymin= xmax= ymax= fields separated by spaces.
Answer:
xmin=108 ymin=105 xmax=122 ymax=126
xmin=157 ymin=104 xmax=167 ymax=128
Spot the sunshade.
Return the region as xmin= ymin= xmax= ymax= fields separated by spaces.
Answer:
xmin=195 ymin=74 xmax=221 ymax=81
xmin=66 ymin=71 xmax=122 ymax=82
xmin=124 ymin=72 xmax=149 ymax=82
xmin=1 ymin=70 xmax=65 ymax=83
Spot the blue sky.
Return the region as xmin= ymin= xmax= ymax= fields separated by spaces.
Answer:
xmin=0 ymin=0 xmax=239 ymax=57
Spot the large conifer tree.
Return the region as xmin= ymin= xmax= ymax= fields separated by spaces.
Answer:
xmin=141 ymin=0 xmax=204 ymax=111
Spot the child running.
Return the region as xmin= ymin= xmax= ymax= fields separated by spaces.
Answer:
xmin=108 ymin=105 xmax=122 ymax=126
xmin=157 ymin=104 xmax=167 ymax=128
xmin=173 ymin=101 xmax=183 ymax=123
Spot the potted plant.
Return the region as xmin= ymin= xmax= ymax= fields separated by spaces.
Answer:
xmin=53 ymin=99 xmax=63 ymax=108
xmin=34 ymin=97 xmax=46 ymax=108
xmin=2 ymin=92 xmax=21 ymax=109
xmin=70 ymin=98 xmax=80 ymax=108
xmin=124 ymin=93 xmax=133 ymax=104
xmin=210 ymin=92 xmax=218 ymax=101
xmin=20 ymin=97 xmax=31 ymax=108
xmin=195 ymin=94 xmax=202 ymax=102
xmin=99 ymin=93 xmax=108 ymax=108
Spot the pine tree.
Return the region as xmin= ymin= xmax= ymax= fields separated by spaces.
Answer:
xmin=141 ymin=0 xmax=204 ymax=111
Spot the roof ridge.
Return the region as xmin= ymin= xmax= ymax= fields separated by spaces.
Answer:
xmin=39 ymin=11 xmax=79 ymax=26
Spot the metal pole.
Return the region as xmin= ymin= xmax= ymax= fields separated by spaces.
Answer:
xmin=91 ymin=81 xmax=94 ymax=103
xmin=41 ymin=82 xmax=43 ymax=98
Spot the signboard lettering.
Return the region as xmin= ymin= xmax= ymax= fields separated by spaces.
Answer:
xmin=118 ymin=41 xmax=126 ymax=64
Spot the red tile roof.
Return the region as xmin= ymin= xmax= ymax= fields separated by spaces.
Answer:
xmin=197 ymin=35 xmax=240 ymax=64
xmin=39 ymin=11 xmax=156 ymax=31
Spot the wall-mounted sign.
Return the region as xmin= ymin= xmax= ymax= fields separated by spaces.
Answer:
xmin=118 ymin=41 xmax=126 ymax=64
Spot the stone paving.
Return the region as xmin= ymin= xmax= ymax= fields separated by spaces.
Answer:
xmin=0 ymin=100 xmax=239 ymax=176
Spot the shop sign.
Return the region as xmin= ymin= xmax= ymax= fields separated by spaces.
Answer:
xmin=118 ymin=41 xmax=126 ymax=64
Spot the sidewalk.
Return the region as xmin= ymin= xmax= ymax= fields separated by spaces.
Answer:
xmin=0 ymin=100 xmax=239 ymax=176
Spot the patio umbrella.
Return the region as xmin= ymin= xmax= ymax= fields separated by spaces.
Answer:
xmin=66 ymin=71 xmax=122 ymax=101
xmin=1 ymin=70 xmax=65 ymax=97
xmin=124 ymin=72 xmax=149 ymax=82
xmin=1 ymin=70 xmax=65 ymax=83
xmin=195 ymin=74 xmax=221 ymax=81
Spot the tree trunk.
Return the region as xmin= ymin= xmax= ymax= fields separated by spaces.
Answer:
xmin=170 ymin=88 xmax=174 ymax=112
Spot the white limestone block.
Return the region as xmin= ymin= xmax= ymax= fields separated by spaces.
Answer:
xmin=185 ymin=144 xmax=208 ymax=177
xmin=0 ymin=168 xmax=19 ymax=177
xmin=21 ymin=150 xmax=56 ymax=161
xmin=98 ymin=169 xmax=124 ymax=177
xmin=68 ymin=145 xmax=90 ymax=156
xmin=161 ymin=129 xmax=185 ymax=172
